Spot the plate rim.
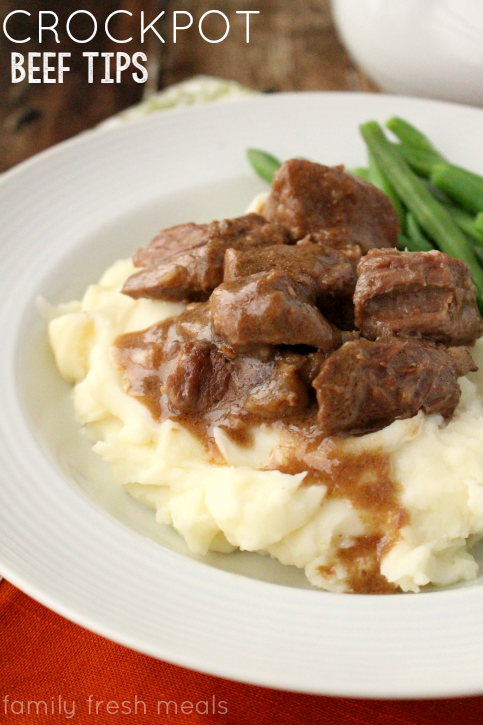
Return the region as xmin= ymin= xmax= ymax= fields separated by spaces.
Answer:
xmin=2 ymin=91 xmax=483 ymax=699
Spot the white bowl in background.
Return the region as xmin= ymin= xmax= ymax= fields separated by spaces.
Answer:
xmin=331 ymin=0 xmax=483 ymax=106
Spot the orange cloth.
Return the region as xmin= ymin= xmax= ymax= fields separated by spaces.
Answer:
xmin=1 ymin=579 xmax=482 ymax=724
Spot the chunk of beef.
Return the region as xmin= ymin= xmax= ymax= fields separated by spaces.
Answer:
xmin=289 ymin=350 xmax=328 ymax=388
xmin=313 ymin=337 xmax=477 ymax=436
xmin=122 ymin=253 xmax=207 ymax=301
xmin=243 ymin=361 xmax=309 ymax=417
xmin=211 ymin=270 xmax=342 ymax=350
xmin=133 ymin=223 xmax=208 ymax=267
xmin=446 ymin=345 xmax=478 ymax=377
xmin=264 ymin=160 xmax=399 ymax=252
xmin=223 ymin=241 xmax=359 ymax=300
xmin=111 ymin=303 xmax=215 ymax=418
xmin=162 ymin=341 xmax=232 ymax=413
xmin=354 ymin=249 xmax=483 ymax=345
xmin=174 ymin=301 xmax=216 ymax=343
xmin=112 ymin=305 xmax=312 ymax=422
xmin=223 ymin=240 xmax=360 ymax=330
xmin=307 ymin=228 xmax=360 ymax=249
xmin=123 ymin=213 xmax=292 ymax=302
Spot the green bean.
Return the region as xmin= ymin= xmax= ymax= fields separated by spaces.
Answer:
xmin=471 ymin=242 xmax=483 ymax=268
xmin=475 ymin=213 xmax=483 ymax=235
xmin=246 ymin=149 xmax=282 ymax=183
xmin=352 ymin=167 xmax=371 ymax=182
xmin=386 ymin=117 xmax=444 ymax=158
xmin=423 ymin=179 xmax=450 ymax=204
xmin=367 ymin=150 xmax=405 ymax=231
xmin=397 ymin=232 xmax=418 ymax=252
xmin=398 ymin=232 xmax=431 ymax=253
xmin=359 ymin=121 xmax=483 ymax=302
xmin=406 ymin=213 xmax=434 ymax=251
xmin=446 ymin=206 xmax=483 ymax=247
xmin=397 ymin=232 xmax=412 ymax=250
xmin=396 ymin=143 xmax=442 ymax=178
xmin=431 ymin=163 xmax=483 ymax=215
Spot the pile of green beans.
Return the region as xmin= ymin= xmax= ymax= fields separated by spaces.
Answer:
xmin=246 ymin=117 xmax=483 ymax=308
xmin=359 ymin=119 xmax=483 ymax=306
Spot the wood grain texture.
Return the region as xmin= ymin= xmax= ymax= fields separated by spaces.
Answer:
xmin=0 ymin=0 xmax=378 ymax=170
xmin=0 ymin=0 xmax=160 ymax=171
xmin=160 ymin=0 xmax=378 ymax=93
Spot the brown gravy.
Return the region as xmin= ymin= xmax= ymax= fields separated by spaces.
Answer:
xmin=267 ymin=426 xmax=406 ymax=594
xmin=112 ymin=314 xmax=408 ymax=594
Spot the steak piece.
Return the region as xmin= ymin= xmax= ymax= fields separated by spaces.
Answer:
xmin=243 ymin=361 xmax=309 ymax=417
xmin=163 ymin=341 xmax=232 ymax=413
xmin=123 ymin=246 xmax=214 ymax=302
xmin=223 ymin=240 xmax=360 ymax=300
xmin=313 ymin=337 xmax=477 ymax=436
xmin=308 ymin=228 xmax=360 ymax=249
xmin=354 ymin=249 xmax=483 ymax=345
xmin=112 ymin=303 xmax=312 ymax=421
xmin=123 ymin=213 xmax=292 ymax=302
xmin=111 ymin=302 xmax=216 ymax=419
xmin=263 ymin=160 xmax=399 ymax=252
xmin=211 ymin=270 xmax=342 ymax=350
xmin=133 ymin=223 xmax=209 ymax=267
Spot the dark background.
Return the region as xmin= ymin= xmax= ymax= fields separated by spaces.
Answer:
xmin=0 ymin=0 xmax=377 ymax=171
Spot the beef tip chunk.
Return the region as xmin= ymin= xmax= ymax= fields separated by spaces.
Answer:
xmin=113 ymin=309 xmax=315 ymax=424
xmin=123 ymin=213 xmax=291 ymax=302
xmin=111 ymin=318 xmax=176 ymax=420
xmin=313 ymin=337 xmax=476 ymax=436
xmin=243 ymin=361 xmax=309 ymax=417
xmin=308 ymin=228 xmax=360 ymax=249
xmin=354 ymin=249 xmax=483 ymax=345
xmin=111 ymin=302 xmax=215 ymax=417
xmin=133 ymin=223 xmax=208 ymax=267
xmin=223 ymin=240 xmax=360 ymax=330
xmin=174 ymin=301 xmax=215 ymax=343
xmin=263 ymin=159 xmax=399 ymax=252
xmin=224 ymin=241 xmax=359 ymax=300
xmin=446 ymin=346 xmax=478 ymax=376
xmin=162 ymin=341 xmax=232 ymax=414
xmin=211 ymin=270 xmax=342 ymax=350
xmin=294 ymin=350 xmax=330 ymax=387
xmin=123 ymin=252 xmax=207 ymax=302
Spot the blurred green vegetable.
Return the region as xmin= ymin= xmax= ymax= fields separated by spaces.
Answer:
xmin=447 ymin=206 xmax=483 ymax=247
xmin=431 ymin=163 xmax=483 ymax=215
xmin=406 ymin=213 xmax=434 ymax=251
xmin=396 ymin=144 xmax=442 ymax=178
xmin=386 ymin=117 xmax=444 ymax=157
xmin=359 ymin=121 xmax=483 ymax=302
xmin=352 ymin=167 xmax=371 ymax=181
xmin=368 ymin=150 xmax=405 ymax=231
xmin=246 ymin=149 xmax=281 ymax=183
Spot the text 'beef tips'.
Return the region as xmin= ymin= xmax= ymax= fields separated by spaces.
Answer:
xmin=263 ymin=159 xmax=400 ymax=252
xmin=355 ymin=248 xmax=483 ymax=346
xmin=111 ymin=302 xmax=315 ymax=424
xmin=123 ymin=213 xmax=292 ymax=302
xmin=314 ymin=337 xmax=477 ymax=436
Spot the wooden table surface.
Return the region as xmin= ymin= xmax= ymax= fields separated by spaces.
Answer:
xmin=0 ymin=0 xmax=377 ymax=172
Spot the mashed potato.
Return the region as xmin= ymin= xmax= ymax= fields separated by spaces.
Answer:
xmin=47 ymin=257 xmax=483 ymax=593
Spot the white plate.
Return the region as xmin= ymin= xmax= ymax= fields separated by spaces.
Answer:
xmin=1 ymin=93 xmax=483 ymax=699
